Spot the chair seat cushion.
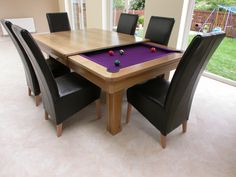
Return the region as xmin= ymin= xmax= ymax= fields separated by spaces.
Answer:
xmin=128 ymin=77 xmax=170 ymax=107
xmin=56 ymin=72 xmax=92 ymax=97
xmin=46 ymin=57 xmax=70 ymax=77
xmin=55 ymin=72 xmax=101 ymax=124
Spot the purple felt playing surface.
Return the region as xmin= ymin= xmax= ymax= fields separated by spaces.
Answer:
xmin=80 ymin=43 xmax=179 ymax=73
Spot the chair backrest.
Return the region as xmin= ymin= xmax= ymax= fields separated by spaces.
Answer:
xmin=46 ymin=12 xmax=71 ymax=32
xmin=165 ymin=32 xmax=225 ymax=132
xmin=0 ymin=19 xmax=40 ymax=95
xmin=12 ymin=25 xmax=60 ymax=118
xmin=145 ymin=16 xmax=175 ymax=45
xmin=117 ymin=13 xmax=139 ymax=35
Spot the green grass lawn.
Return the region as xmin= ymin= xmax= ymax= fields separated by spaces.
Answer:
xmin=188 ymin=35 xmax=236 ymax=81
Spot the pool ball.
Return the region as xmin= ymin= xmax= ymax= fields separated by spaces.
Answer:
xmin=108 ymin=50 xmax=114 ymax=56
xmin=119 ymin=49 xmax=124 ymax=55
xmin=150 ymin=47 xmax=157 ymax=53
xmin=114 ymin=59 xmax=121 ymax=66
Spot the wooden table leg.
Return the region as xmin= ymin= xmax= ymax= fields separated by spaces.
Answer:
xmin=106 ymin=90 xmax=124 ymax=135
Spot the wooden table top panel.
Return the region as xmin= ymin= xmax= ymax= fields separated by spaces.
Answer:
xmin=34 ymin=28 xmax=147 ymax=57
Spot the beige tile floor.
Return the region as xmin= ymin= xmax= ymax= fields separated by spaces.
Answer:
xmin=0 ymin=36 xmax=236 ymax=177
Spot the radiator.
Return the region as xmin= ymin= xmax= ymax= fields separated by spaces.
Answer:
xmin=1 ymin=17 xmax=36 ymax=35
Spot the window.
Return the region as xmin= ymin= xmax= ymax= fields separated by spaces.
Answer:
xmin=65 ymin=0 xmax=87 ymax=30
xmin=112 ymin=0 xmax=145 ymax=37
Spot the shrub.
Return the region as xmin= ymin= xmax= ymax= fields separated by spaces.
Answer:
xmin=130 ymin=0 xmax=145 ymax=10
xmin=138 ymin=15 xmax=144 ymax=26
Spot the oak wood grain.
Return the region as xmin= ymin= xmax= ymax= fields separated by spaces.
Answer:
xmin=34 ymin=29 xmax=147 ymax=60
xmin=106 ymin=90 xmax=124 ymax=134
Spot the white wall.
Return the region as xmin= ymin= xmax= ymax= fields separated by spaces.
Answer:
xmin=144 ymin=0 xmax=185 ymax=48
xmin=179 ymin=0 xmax=195 ymax=49
xmin=0 ymin=0 xmax=59 ymax=35
xmin=58 ymin=0 xmax=66 ymax=11
xmin=86 ymin=0 xmax=103 ymax=29
xmin=86 ymin=0 xmax=112 ymax=30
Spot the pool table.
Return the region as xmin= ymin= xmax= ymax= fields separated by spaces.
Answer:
xmin=80 ymin=43 xmax=180 ymax=73
xmin=69 ymin=42 xmax=183 ymax=135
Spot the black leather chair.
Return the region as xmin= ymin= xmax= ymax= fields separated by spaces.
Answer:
xmin=117 ymin=13 xmax=139 ymax=35
xmin=12 ymin=25 xmax=101 ymax=137
xmin=46 ymin=12 xmax=71 ymax=32
xmin=126 ymin=32 xmax=225 ymax=148
xmin=145 ymin=16 xmax=175 ymax=45
xmin=0 ymin=20 xmax=70 ymax=106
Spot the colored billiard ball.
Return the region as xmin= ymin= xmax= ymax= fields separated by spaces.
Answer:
xmin=150 ymin=47 xmax=157 ymax=53
xmin=119 ymin=49 xmax=124 ymax=55
xmin=108 ymin=50 xmax=114 ymax=56
xmin=114 ymin=59 xmax=121 ymax=66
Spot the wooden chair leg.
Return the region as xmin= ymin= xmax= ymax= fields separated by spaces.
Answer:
xmin=95 ymin=99 xmax=101 ymax=119
xmin=35 ymin=95 xmax=40 ymax=106
xmin=28 ymin=87 xmax=32 ymax=96
xmin=160 ymin=134 xmax=166 ymax=149
xmin=56 ymin=123 xmax=63 ymax=137
xmin=45 ymin=111 xmax=49 ymax=120
xmin=182 ymin=120 xmax=187 ymax=133
xmin=126 ymin=103 xmax=132 ymax=124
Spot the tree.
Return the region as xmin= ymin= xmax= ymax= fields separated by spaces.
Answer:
xmin=195 ymin=0 xmax=236 ymax=11
xmin=113 ymin=0 xmax=125 ymax=10
xmin=129 ymin=0 xmax=145 ymax=10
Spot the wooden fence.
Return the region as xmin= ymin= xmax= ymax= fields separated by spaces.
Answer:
xmin=113 ymin=10 xmax=144 ymax=27
xmin=191 ymin=10 xmax=236 ymax=37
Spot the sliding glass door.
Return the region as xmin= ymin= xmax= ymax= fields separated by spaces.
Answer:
xmin=112 ymin=0 xmax=145 ymax=36
xmin=65 ymin=0 xmax=87 ymax=30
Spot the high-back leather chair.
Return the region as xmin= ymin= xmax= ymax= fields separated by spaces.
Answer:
xmin=46 ymin=12 xmax=71 ymax=32
xmin=12 ymin=25 xmax=101 ymax=137
xmin=145 ymin=16 xmax=175 ymax=45
xmin=117 ymin=13 xmax=139 ymax=35
xmin=0 ymin=20 xmax=70 ymax=106
xmin=126 ymin=32 xmax=225 ymax=148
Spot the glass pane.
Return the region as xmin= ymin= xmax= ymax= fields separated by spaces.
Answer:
xmin=190 ymin=1 xmax=236 ymax=81
xmin=112 ymin=0 xmax=145 ymax=37
xmin=71 ymin=0 xmax=87 ymax=29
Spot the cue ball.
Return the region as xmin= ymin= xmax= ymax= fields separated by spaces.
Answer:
xmin=108 ymin=50 xmax=114 ymax=56
xmin=114 ymin=60 xmax=121 ymax=66
xmin=150 ymin=47 xmax=157 ymax=53
xmin=119 ymin=49 xmax=124 ymax=55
